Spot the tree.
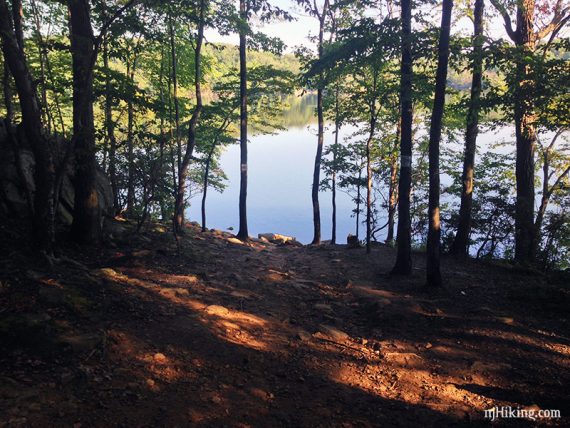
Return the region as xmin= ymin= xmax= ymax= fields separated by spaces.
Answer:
xmin=0 ymin=0 xmax=55 ymax=253
xmin=173 ymin=0 xmax=207 ymax=235
xmin=392 ymin=0 xmax=413 ymax=274
xmin=490 ymin=0 xmax=569 ymax=263
xmin=450 ymin=0 xmax=485 ymax=257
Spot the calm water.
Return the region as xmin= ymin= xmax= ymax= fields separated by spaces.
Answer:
xmin=187 ymin=97 xmax=515 ymax=244
xmin=188 ymin=125 xmax=358 ymax=243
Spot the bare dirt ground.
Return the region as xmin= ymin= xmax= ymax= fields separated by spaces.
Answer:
xmin=1 ymin=220 xmax=569 ymax=427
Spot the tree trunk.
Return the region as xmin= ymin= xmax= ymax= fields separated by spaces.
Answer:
xmin=11 ymin=0 xmax=24 ymax=55
xmin=0 ymin=0 xmax=55 ymax=252
xmin=68 ymin=0 xmax=101 ymax=244
xmin=365 ymin=72 xmax=378 ymax=254
xmin=356 ymin=162 xmax=362 ymax=239
xmin=426 ymin=0 xmax=453 ymax=287
xmin=513 ymin=0 xmax=537 ymax=263
xmin=2 ymin=61 xmax=13 ymax=122
xmin=173 ymin=0 xmax=205 ymax=235
xmin=201 ymin=144 xmax=215 ymax=232
xmin=311 ymin=0 xmax=329 ymax=245
xmin=126 ymin=57 xmax=136 ymax=216
xmin=331 ymin=84 xmax=340 ymax=245
xmin=237 ymin=0 xmax=249 ymax=241
xmin=391 ymin=0 xmax=413 ymax=275
xmin=451 ymin=0 xmax=484 ymax=257
xmin=386 ymin=132 xmax=399 ymax=244
xmin=103 ymin=33 xmax=119 ymax=214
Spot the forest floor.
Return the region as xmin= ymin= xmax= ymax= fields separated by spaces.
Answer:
xmin=0 ymin=219 xmax=569 ymax=427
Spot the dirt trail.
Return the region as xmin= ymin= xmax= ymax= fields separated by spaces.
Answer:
xmin=1 ymin=222 xmax=569 ymax=427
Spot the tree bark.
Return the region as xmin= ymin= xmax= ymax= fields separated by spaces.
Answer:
xmin=451 ymin=0 xmax=484 ymax=257
xmin=201 ymin=144 xmax=215 ymax=232
xmin=391 ymin=0 xmax=413 ymax=275
xmin=513 ymin=0 xmax=537 ymax=263
xmin=0 ymin=0 xmax=55 ymax=252
xmin=103 ymin=33 xmax=119 ymax=214
xmin=366 ymin=71 xmax=378 ymax=254
xmin=68 ymin=0 xmax=101 ymax=244
xmin=426 ymin=0 xmax=453 ymax=287
xmin=237 ymin=0 xmax=249 ymax=241
xmin=386 ymin=127 xmax=399 ymax=244
xmin=2 ymin=60 xmax=13 ymax=122
xmin=173 ymin=0 xmax=206 ymax=235
xmin=310 ymin=0 xmax=329 ymax=245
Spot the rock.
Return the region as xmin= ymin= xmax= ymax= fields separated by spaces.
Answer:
xmin=314 ymin=303 xmax=333 ymax=312
xmin=258 ymin=233 xmax=298 ymax=245
xmin=318 ymin=325 xmax=349 ymax=341
xmin=58 ymin=333 xmax=101 ymax=354
xmin=346 ymin=234 xmax=361 ymax=249
xmin=296 ymin=330 xmax=312 ymax=342
xmin=153 ymin=353 xmax=167 ymax=363
xmin=0 ymin=124 xmax=114 ymax=221
xmin=226 ymin=237 xmax=243 ymax=245
xmin=205 ymin=305 xmax=230 ymax=316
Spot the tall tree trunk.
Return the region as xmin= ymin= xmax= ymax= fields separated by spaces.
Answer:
xmin=386 ymin=127 xmax=399 ymax=244
xmin=513 ymin=0 xmax=537 ymax=263
xmin=331 ymin=84 xmax=340 ymax=245
xmin=2 ymin=60 xmax=13 ymax=121
xmin=311 ymin=0 xmax=329 ymax=245
xmin=11 ymin=0 xmax=24 ymax=55
xmin=103 ymin=33 xmax=119 ymax=214
xmin=0 ymin=0 xmax=55 ymax=253
xmin=365 ymin=72 xmax=378 ymax=254
xmin=391 ymin=0 xmax=413 ymax=275
xmin=126 ymin=58 xmax=136 ymax=216
xmin=426 ymin=0 xmax=453 ymax=287
xmin=356 ymin=163 xmax=362 ymax=239
xmin=201 ymin=144 xmax=215 ymax=233
xmin=169 ymin=15 xmax=182 ymax=174
xmin=237 ymin=0 xmax=249 ymax=241
xmin=68 ymin=0 xmax=101 ymax=244
xmin=173 ymin=0 xmax=206 ymax=234
xmin=451 ymin=0 xmax=484 ymax=257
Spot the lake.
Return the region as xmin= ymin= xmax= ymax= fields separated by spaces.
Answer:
xmin=187 ymin=98 xmax=516 ymax=245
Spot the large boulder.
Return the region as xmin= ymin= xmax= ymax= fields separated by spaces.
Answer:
xmin=0 ymin=121 xmax=113 ymax=224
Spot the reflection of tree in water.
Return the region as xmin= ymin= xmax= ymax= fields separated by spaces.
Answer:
xmin=281 ymin=93 xmax=318 ymax=128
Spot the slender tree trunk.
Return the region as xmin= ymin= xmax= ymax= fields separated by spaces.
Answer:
xmin=356 ymin=163 xmax=362 ymax=239
xmin=331 ymin=84 xmax=340 ymax=245
xmin=173 ymin=0 xmax=206 ymax=234
xmin=451 ymin=0 xmax=484 ymax=257
xmin=392 ymin=0 xmax=413 ymax=275
xmin=0 ymin=0 xmax=55 ymax=253
xmin=386 ymin=128 xmax=399 ymax=244
xmin=201 ymin=144 xmax=215 ymax=232
xmin=103 ymin=33 xmax=119 ymax=214
xmin=11 ymin=0 xmax=24 ymax=54
xmin=365 ymin=72 xmax=378 ymax=254
xmin=126 ymin=58 xmax=136 ymax=216
xmin=68 ymin=0 xmax=101 ymax=244
xmin=513 ymin=0 xmax=537 ymax=263
xmin=2 ymin=61 xmax=13 ymax=122
xmin=237 ymin=0 xmax=249 ymax=241
xmin=426 ymin=0 xmax=453 ymax=287
xmin=169 ymin=16 xmax=182 ymax=174
xmin=311 ymin=0 xmax=329 ymax=245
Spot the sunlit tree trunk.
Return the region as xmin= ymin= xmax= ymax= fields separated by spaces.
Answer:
xmin=451 ymin=0 xmax=484 ymax=257
xmin=386 ymin=125 xmax=399 ymax=244
xmin=392 ymin=0 xmax=413 ymax=274
xmin=426 ymin=0 xmax=453 ymax=287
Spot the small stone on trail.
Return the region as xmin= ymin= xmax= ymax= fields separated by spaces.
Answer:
xmin=318 ymin=325 xmax=349 ymax=341
xmin=153 ymin=353 xmax=167 ymax=363
xmin=206 ymin=305 xmax=230 ymax=316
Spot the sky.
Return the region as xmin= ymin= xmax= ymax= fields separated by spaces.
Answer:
xmin=204 ymin=0 xmax=514 ymax=53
